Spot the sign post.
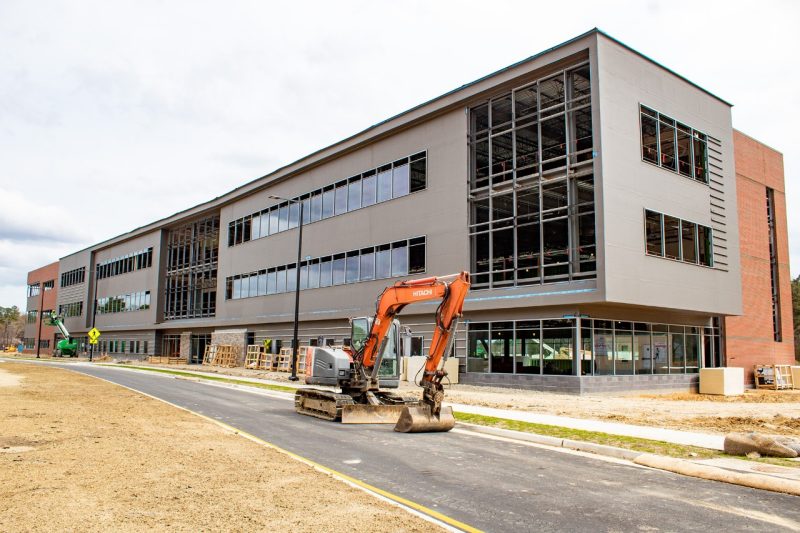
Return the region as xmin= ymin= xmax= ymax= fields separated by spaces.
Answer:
xmin=88 ymin=328 xmax=101 ymax=360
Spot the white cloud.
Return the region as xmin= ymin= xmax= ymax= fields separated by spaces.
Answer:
xmin=0 ymin=0 xmax=798 ymax=314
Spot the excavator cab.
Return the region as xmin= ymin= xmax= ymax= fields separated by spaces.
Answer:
xmin=350 ymin=317 xmax=400 ymax=386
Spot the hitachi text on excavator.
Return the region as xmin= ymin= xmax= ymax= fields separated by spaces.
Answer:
xmin=294 ymin=271 xmax=470 ymax=433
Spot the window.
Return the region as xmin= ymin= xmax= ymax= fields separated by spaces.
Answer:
xmin=766 ymin=188 xmax=782 ymax=341
xmin=681 ymin=220 xmax=697 ymax=264
xmin=362 ymin=172 xmax=377 ymax=206
xmin=335 ymin=181 xmax=348 ymax=215
xmin=377 ymin=166 xmax=392 ymax=202
xmin=58 ymin=301 xmax=83 ymax=318
xmin=348 ymin=178 xmax=362 ymax=211
xmin=663 ymin=215 xmax=681 ymax=260
xmin=639 ymin=105 xmax=709 ymax=183
xmin=645 ymin=210 xmax=662 ymax=256
xmin=26 ymin=310 xmax=38 ymax=324
xmin=97 ymin=248 xmax=154 ymax=280
xmin=469 ymin=62 xmax=595 ymax=289
xmin=322 ymin=187 xmax=335 ymax=219
xmin=60 ymin=267 xmax=86 ymax=287
xmin=27 ymin=283 xmax=40 ymax=297
xmin=227 ymin=152 xmax=428 ymax=246
xmin=644 ymin=209 xmax=712 ymax=267
xmin=97 ymin=291 xmax=150 ymax=314
xmin=164 ymin=216 xmax=218 ymax=320
xmin=224 ymin=237 xmax=426 ymax=298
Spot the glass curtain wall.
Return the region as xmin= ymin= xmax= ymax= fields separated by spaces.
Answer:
xmin=164 ymin=215 xmax=220 ymax=320
xmin=466 ymin=318 xmax=715 ymax=376
xmin=468 ymin=61 xmax=596 ymax=289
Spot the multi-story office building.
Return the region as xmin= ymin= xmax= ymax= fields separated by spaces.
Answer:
xmin=22 ymin=261 xmax=59 ymax=356
xmin=25 ymin=29 xmax=795 ymax=391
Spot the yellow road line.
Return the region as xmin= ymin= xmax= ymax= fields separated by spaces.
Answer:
xmin=69 ymin=367 xmax=482 ymax=533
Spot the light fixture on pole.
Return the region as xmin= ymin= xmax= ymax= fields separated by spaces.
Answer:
xmin=268 ymin=195 xmax=303 ymax=382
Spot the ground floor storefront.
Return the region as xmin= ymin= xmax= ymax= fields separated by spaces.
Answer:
xmin=68 ymin=303 xmax=733 ymax=393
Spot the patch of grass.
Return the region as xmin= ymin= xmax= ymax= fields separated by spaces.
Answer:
xmin=454 ymin=412 xmax=800 ymax=468
xmin=103 ymin=365 xmax=297 ymax=393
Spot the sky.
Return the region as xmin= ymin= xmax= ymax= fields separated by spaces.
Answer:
xmin=1 ymin=0 xmax=798 ymax=311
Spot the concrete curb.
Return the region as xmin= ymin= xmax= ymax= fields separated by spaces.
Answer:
xmin=457 ymin=423 xmax=643 ymax=461
xmin=459 ymin=423 xmax=800 ymax=497
xmin=634 ymin=454 xmax=800 ymax=497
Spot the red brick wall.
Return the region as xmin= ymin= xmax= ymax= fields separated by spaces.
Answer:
xmin=725 ymin=131 xmax=796 ymax=383
xmin=23 ymin=261 xmax=60 ymax=356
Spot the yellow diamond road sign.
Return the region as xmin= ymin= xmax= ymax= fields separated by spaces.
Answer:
xmin=88 ymin=328 xmax=101 ymax=342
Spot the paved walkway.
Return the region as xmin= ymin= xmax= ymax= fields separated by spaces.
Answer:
xmin=107 ymin=363 xmax=727 ymax=450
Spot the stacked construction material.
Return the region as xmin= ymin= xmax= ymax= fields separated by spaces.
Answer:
xmin=753 ymin=364 xmax=795 ymax=390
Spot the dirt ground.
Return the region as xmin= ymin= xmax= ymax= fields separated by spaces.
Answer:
xmin=0 ymin=362 xmax=434 ymax=532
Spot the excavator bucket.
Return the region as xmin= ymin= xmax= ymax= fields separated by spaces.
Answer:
xmin=340 ymin=404 xmax=410 ymax=424
xmin=394 ymin=405 xmax=455 ymax=433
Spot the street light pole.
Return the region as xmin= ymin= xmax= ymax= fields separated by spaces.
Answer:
xmin=35 ymin=282 xmax=44 ymax=358
xmin=290 ymin=201 xmax=304 ymax=382
xmin=269 ymin=195 xmax=304 ymax=382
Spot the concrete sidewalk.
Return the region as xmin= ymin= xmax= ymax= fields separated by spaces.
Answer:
xmin=103 ymin=362 xmax=726 ymax=450
xmin=450 ymin=403 xmax=725 ymax=450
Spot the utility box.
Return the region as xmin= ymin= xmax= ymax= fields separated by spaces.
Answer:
xmin=699 ymin=367 xmax=744 ymax=396
xmin=405 ymin=356 xmax=459 ymax=385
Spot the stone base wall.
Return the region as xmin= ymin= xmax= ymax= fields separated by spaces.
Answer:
xmin=179 ymin=332 xmax=192 ymax=361
xmin=211 ymin=329 xmax=247 ymax=365
xmin=459 ymin=372 xmax=699 ymax=395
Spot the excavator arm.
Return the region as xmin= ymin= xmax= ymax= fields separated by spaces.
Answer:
xmin=354 ymin=271 xmax=471 ymax=432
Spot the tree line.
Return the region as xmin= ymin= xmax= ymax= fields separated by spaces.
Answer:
xmin=0 ymin=306 xmax=25 ymax=347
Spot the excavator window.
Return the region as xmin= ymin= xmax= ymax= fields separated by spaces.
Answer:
xmin=351 ymin=318 xmax=369 ymax=351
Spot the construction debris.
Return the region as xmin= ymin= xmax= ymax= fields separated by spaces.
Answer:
xmin=723 ymin=432 xmax=799 ymax=458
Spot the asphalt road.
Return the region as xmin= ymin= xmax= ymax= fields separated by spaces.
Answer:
xmin=60 ymin=363 xmax=800 ymax=532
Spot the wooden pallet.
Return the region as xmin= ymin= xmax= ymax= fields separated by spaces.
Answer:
xmin=275 ymin=346 xmax=308 ymax=373
xmin=202 ymin=344 xmax=240 ymax=368
xmin=754 ymin=364 xmax=795 ymax=390
xmin=202 ymin=344 xmax=217 ymax=365
xmin=244 ymin=345 xmax=275 ymax=370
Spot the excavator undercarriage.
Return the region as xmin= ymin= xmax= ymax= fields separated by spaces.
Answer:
xmin=294 ymin=389 xmax=418 ymax=424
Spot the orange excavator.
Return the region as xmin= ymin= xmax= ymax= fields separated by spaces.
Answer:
xmin=295 ymin=271 xmax=470 ymax=433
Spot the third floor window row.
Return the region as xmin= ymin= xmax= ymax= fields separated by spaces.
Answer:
xmin=97 ymin=247 xmax=154 ymax=280
xmin=227 ymin=152 xmax=427 ymax=247
xmin=61 ymin=267 xmax=86 ymax=287
xmin=640 ymin=105 xmax=708 ymax=184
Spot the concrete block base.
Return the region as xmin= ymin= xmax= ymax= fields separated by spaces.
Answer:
xmin=699 ymin=367 xmax=744 ymax=396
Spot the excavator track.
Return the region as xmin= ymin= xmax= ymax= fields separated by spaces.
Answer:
xmin=295 ymin=388 xmax=419 ymax=423
xmin=294 ymin=389 xmax=357 ymax=421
